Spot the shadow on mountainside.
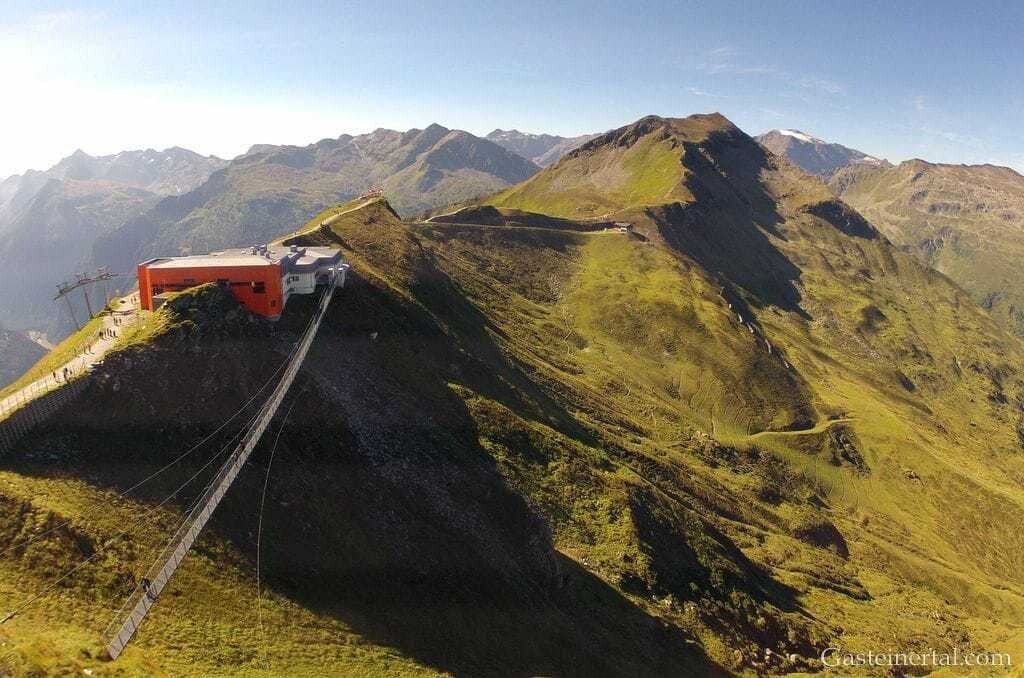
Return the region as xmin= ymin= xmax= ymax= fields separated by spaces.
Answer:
xmin=651 ymin=130 xmax=811 ymax=319
xmin=1 ymin=281 xmax=726 ymax=676
xmin=241 ymin=276 xmax=726 ymax=676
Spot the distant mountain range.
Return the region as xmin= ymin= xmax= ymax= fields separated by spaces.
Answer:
xmin=92 ymin=124 xmax=540 ymax=277
xmin=756 ymin=129 xmax=889 ymax=180
xmin=13 ymin=118 xmax=1024 ymax=356
xmin=0 ymin=148 xmax=228 ymax=336
xmin=758 ymin=128 xmax=1024 ymax=337
xmin=831 ymin=159 xmax=1024 ymax=336
xmin=0 ymin=125 xmax=559 ymax=339
xmin=0 ymin=147 xmax=226 ymax=218
xmin=485 ymin=129 xmax=598 ymax=166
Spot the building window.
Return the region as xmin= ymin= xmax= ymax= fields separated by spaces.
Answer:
xmin=252 ymin=281 xmax=266 ymax=294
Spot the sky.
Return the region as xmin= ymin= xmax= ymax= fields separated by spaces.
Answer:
xmin=1 ymin=0 xmax=1023 ymax=177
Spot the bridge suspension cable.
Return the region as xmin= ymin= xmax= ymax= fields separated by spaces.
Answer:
xmin=0 ymin=340 xmax=301 ymax=561
xmin=0 ymin=405 xmax=260 ymax=625
xmin=255 ymin=393 xmax=300 ymax=672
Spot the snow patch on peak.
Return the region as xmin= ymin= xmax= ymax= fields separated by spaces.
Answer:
xmin=778 ymin=129 xmax=816 ymax=143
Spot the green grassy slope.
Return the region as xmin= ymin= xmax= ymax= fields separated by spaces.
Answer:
xmin=3 ymin=114 xmax=1024 ymax=675
xmin=0 ymin=286 xmax=443 ymax=676
xmin=488 ymin=115 xmax=699 ymax=218
xmin=0 ymin=214 xmax=719 ymax=675
xmin=831 ymin=159 xmax=1024 ymax=337
xmin=478 ymin=114 xmax=1024 ymax=665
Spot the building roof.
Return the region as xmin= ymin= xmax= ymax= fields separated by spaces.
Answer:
xmin=142 ymin=245 xmax=342 ymax=273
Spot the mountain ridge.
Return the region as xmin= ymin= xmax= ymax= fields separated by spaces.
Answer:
xmin=486 ymin=128 xmax=599 ymax=166
xmin=0 ymin=147 xmax=227 ymax=203
xmin=0 ymin=145 xmax=227 ymax=337
xmin=92 ymin=124 xmax=540 ymax=277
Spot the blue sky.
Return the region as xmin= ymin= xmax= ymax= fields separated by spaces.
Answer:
xmin=2 ymin=0 xmax=1022 ymax=176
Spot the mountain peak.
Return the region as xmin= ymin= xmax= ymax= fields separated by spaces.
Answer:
xmin=485 ymin=128 xmax=600 ymax=166
xmin=756 ymin=128 xmax=887 ymax=179
xmin=490 ymin=111 xmax=802 ymax=221
xmin=635 ymin=112 xmax=738 ymax=134
xmin=573 ymin=112 xmax=739 ymax=160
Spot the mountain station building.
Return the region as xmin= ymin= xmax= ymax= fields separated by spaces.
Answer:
xmin=137 ymin=244 xmax=345 ymax=319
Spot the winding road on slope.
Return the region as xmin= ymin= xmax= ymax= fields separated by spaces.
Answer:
xmin=746 ymin=417 xmax=854 ymax=441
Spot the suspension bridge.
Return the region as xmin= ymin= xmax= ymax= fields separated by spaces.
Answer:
xmin=0 ymin=262 xmax=347 ymax=661
xmin=102 ymin=265 xmax=342 ymax=659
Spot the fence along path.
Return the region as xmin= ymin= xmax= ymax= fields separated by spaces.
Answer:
xmin=104 ymin=272 xmax=339 ymax=660
xmin=0 ymin=321 xmax=140 ymax=455
xmin=0 ymin=299 xmax=141 ymax=451
xmin=0 ymin=378 xmax=89 ymax=455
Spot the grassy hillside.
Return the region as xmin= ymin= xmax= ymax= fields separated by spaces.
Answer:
xmin=478 ymin=114 xmax=1024 ymax=665
xmin=488 ymin=115 xmax=699 ymax=218
xmin=3 ymin=114 xmax=1024 ymax=675
xmin=831 ymin=159 xmax=1024 ymax=337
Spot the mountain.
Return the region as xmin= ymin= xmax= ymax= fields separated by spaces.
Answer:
xmin=6 ymin=114 xmax=1024 ymax=674
xmin=486 ymin=129 xmax=599 ymax=166
xmin=0 ymin=178 xmax=159 ymax=332
xmin=480 ymin=112 xmax=1024 ymax=660
xmin=760 ymin=128 xmax=1024 ymax=337
xmin=831 ymin=158 xmax=1024 ymax=336
xmin=93 ymin=124 xmax=539 ymax=276
xmin=756 ymin=128 xmax=889 ymax=180
xmin=0 ymin=325 xmax=46 ymax=387
xmin=0 ymin=148 xmax=226 ymax=221
xmin=0 ymin=149 xmax=227 ymax=338
xmin=30 ymin=147 xmax=227 ymax=196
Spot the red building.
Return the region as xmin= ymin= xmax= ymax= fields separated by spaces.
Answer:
xmin=138 ymin=245 xmax=345 ymax=319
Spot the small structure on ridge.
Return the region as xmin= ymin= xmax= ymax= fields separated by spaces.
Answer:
xmin=137 ymin=244 xmax=345 ymax=319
